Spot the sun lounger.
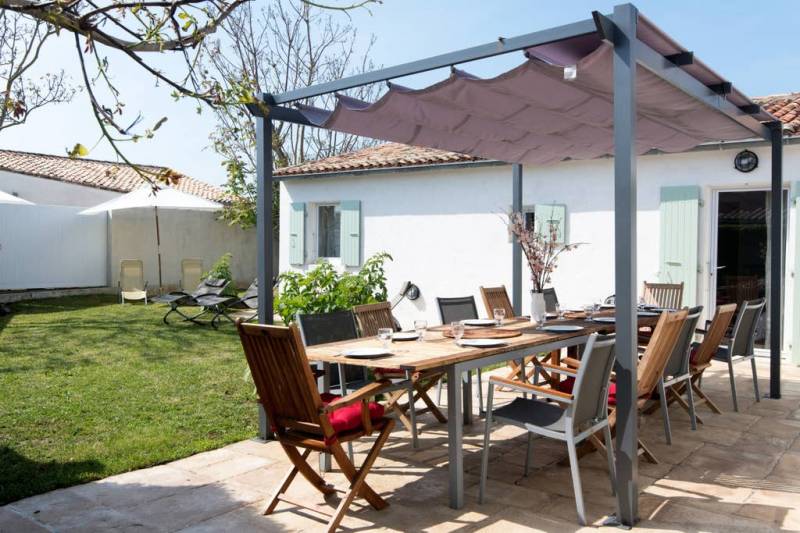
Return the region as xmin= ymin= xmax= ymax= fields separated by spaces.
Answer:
xmin=153 ymin=278 xmax=232 ymax=325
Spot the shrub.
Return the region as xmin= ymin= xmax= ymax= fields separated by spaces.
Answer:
xmin=203 ymin=253 xmax=237 ymax=296
xmin=275 ymin=252 xmax=392 ymax=324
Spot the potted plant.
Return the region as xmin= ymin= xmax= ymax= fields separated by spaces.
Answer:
xmin=506 ymin=211 xmax=583 ymax=324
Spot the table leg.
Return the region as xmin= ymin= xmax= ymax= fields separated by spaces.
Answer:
xmin=548 ymin=349 xmax=561 ymax=388
xmin=406 ymin=369 xmax=418 ymax=448
xmin=318 ymin=362 xmax=332 ymax=472
xmin=447 ymin=365 xmax=464 ymax=509
xmin=463 ymin=370 xmax=473 ymax=425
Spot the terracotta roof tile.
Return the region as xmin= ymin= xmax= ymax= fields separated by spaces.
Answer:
xmin=0 ymin=149 xmax=226 ymax=202
xmin=277 ymin=93 xmax=800 ymax=177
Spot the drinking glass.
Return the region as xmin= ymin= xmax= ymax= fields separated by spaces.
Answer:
xmin=493 ymin=308 xmax=506 ymax=326
xmin=377 ymin=328 xmax=393 ymax=350
xmin=555 ymin=303 xmax=565 ymax=320
xmin=583 ymin=304 xmax=594 ymax=320
xmin=451 ymin=322 xmax=465 ymax=345
xmin=414 ymin=319 xmax=428 ymax=342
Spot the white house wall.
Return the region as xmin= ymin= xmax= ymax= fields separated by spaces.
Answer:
xmin=0 ymin=170 xmax=120 ymax=207
xmin=280 ymin=144 xmax=798 ymax=353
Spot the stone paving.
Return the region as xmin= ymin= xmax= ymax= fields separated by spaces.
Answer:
xmin=3 ymin=358 xmax=800 ymax=532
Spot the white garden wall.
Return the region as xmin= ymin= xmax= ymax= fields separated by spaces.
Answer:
xmin=280 ymin=142 xmax=799 ymax=355
xmin=0 ymin=204 xmax=107 ymax=289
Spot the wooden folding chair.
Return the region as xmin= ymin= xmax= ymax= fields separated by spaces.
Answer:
xmin=479 ymin=285 xmax=557 ymax=386
xmin=642 ymin=281 xmax=684 ymax=309
xmin=541 ymin=309 xmax=688 ymax=463
xmin=237 ymin=321 xmax=395 ymax=532
xmin=677 ymin=303 xmax=737 ymax=416
xmin=352 ymin=302 xmax=446 ymax=448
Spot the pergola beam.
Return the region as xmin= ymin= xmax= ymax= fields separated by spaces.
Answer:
xmin=267 ymin=18 xmax=600 ymax=105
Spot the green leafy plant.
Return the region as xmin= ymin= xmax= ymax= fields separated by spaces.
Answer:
xmin=203 ymin=253 xmax=237 ymax=296
xmin=275 ymin=252 xmax=392 ymax=325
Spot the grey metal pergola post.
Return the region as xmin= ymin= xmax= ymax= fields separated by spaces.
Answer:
xmin=512 ymin=163 xmax=523 ymax=315
xmin=769 ymin=122 xmax=783 ymax=398
xmin=612 ymin=3 xmax=639 ymax=527
xmin=255 ymin=111 xmax=275 ymax=440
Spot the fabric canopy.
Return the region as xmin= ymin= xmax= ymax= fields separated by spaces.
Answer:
xmin=0 ymin=189 xmax=33 ymax=205
xmin=293 ymin=30 xmax=767 ymax=166
xmin=80 ymin=186 xmax=221 ymax=214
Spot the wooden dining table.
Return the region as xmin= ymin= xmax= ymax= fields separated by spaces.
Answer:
xmin=304 ymin=312 xmax=661 ymax=510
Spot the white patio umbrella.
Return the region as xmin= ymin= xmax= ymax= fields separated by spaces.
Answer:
xmin=81 ymin=186 xmax=222 ymax=290
xmin=0 ymin=189 xmax=33 ymax=204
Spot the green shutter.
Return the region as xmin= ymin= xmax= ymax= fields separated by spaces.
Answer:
xmin=659 ymin=186 xmax=700 ymax=306
xmin=340 ymin=200 xmax=361 ymax=267
xmin=534 ymin=204 xmax=567 ymax=244
xmin=792 ymin=182 xmax=800 ymax=365
xmin=289 ymin=202 xmax=305 ymax=265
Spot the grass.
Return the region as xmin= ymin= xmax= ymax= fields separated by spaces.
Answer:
xmin=0 ymin=295 xmax=257 ymax=505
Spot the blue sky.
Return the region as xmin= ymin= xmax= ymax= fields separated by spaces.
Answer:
xmin=3 ymin=1 xmax=798 ymax=186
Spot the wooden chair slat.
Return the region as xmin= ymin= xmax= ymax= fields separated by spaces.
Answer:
xmin=479 ymin=285 xmax=515 ymax=319
xmin=353 ymin=302 xmax=396 ymax=337
xmin=642 ymin=281 xmax=684 ymax=309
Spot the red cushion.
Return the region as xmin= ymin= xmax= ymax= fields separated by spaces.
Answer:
xmin=320 ymin=393 xmax=385 ymax=434
xmin=558 ymin=376 xmax=618 ymax=406
xmin=689 ymin=342 xmax=701 ymax=364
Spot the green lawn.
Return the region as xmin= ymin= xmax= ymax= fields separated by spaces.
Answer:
xmin=0 ymin=295 xmax=256 ymax=505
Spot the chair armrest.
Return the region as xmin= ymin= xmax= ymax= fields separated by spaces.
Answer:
xmin=489 ymin=376 xmax=573 ymax=403
xmin=321 ymin=380 xmax=392 ymax=413
xmin=539 ymin=362 xmax=578 ymax=376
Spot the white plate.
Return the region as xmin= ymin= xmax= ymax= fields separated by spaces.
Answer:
xmin=545 ymin=312 xmax=559 ymax=319
xmin=461 ymin=319 xmax=497 ymax=327
xmin=459 ymin=338 xmax=507 ymax=348
xmin=592 ymin=317 xmax=616 ymax=323
xmin=392 ymin=332 xmax=419 ymax=341
xmin=341 ymin=348 xmax=392 ymax=358
xmin=637 ymin=311 xmax=659 ymax=317
xmin=600 ymin=304 xmax=616 ymax=309
xmin=542 ymin=325 xmax=584 ymax=333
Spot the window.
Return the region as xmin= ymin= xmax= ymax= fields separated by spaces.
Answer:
xmin=317 ymin=204 xmax=341 ymax=258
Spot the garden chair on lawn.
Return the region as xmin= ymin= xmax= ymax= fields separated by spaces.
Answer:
xmin=710 ymin=299 xmax=766 ymax=411
xmin=479 ymin=333 xmax=618 ymax=526
xmin=353 ymin=301 xmax=446 ymax=448
xmin=180 ymin=259 xmax=203 ymax=292
xmin=119 ymin=259 xmax=148 ymax=304
xmin=153 ymin=277 xmax=231 ymax=325
xmin=236 ymin=321 xmax=394 ymax=533
xmin=209 ymin=279 xmax=258 ymax=328
xmin=436 ymin=295 xmax=485 ymax=412
xmin=543 ymin=309 xmax=688 ymax=463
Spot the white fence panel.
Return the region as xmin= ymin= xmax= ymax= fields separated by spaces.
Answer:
xmin=0 ymin=205 xmax=107 ymax=290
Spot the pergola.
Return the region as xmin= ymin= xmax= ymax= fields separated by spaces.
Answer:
xmin=246 ymin=4 xmax=784 ymax=526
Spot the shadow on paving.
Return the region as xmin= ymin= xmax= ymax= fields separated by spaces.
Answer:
xmin=0 ymin=447 xmax=105 ymax=506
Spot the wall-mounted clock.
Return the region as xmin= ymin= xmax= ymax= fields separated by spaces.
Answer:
xmin=734 ymin=149 xmax=758 ymax=173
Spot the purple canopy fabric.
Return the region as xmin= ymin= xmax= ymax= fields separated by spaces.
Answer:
xmin=293 ymin=21 xmax=768 ymax=165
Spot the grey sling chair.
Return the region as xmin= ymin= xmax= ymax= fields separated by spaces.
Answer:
xmin=435 ymin=296 xmax=484 ymax=413
xmin=153 ymin=277 xmax=232 ymax=325
xmin=209 ymin=279 xmax=259 ymax=328
xmin=714 ymin=298 xmax=766 ymax=411
xmin=479 ymin=333 xmax=618 ymax=526
xmin=296 ymin=309 xmax=369 ymax=462
xmin=655 ymin=305 xmax=703 ymax=444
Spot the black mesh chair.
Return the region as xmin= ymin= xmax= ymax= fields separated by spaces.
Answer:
xmin=436 ymin=296 xmax=484 ymax=413
xmin=543 ymin=287 xmax=559 ymax=314
xmin=713 ymin=299 xmax=766 ymax=411
xmin=296 ymin=309 xmax=368 ymax=461
xmin=657 ymin=305 xmax=703 ymax=443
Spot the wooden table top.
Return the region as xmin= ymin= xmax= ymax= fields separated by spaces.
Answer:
xmin=305 ymin=313 xmax=661 ymax=372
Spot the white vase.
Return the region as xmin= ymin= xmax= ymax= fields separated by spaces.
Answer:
xmin=530 ymin=291 xmax=546 ymax=326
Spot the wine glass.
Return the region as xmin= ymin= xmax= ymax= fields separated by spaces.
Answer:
xmin=451 ymin=321 xmax=465 ymax=346
xmin=583 ymin=304 xmax=594 ymax=321
xmin=414 ymin=319 xmax=427 ymax=342
xmin=377 ymin=328 xmax=393 ymax=350
xmin=555 ymin=302 xmax=565 ymax=320
xmin=493 ymin=308 xmax=506 ymax=326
